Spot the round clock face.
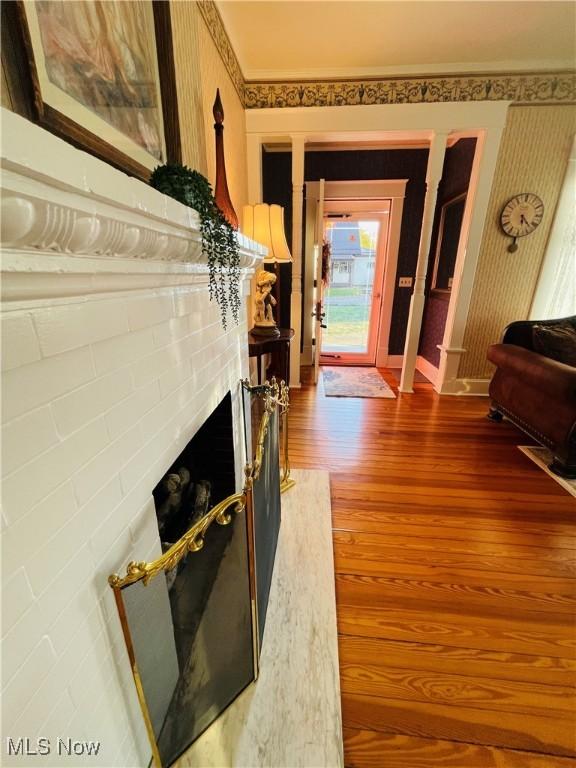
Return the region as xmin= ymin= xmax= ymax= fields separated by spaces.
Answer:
xmin=500 ymin=193 xmax=544 ymax=238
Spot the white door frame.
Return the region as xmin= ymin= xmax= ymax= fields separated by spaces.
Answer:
xmin=305 ymin=180 xmax=407 ymax=369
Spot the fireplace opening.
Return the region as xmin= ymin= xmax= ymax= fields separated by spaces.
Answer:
xmin=153 ymin=392 xmax=236 ymax=548
xmin=118 ymin=392 xmax=255 ymax=767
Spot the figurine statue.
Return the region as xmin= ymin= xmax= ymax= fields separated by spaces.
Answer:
xmin=252 ymin=269 xmax=280 ymax=337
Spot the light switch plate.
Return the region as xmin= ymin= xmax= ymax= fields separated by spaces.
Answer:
xmin=398 ymin=277 xmax=413 ymax=287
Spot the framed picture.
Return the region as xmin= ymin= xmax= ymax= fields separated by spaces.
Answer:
xmin=3 ymin=0 xmax=180 ymax=180
xmin=431 ymin=192 xmax=467 ymax=295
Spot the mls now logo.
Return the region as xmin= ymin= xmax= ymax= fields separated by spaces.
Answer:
xmin=6 ymin=739 xmax=50 ymax=756
xmin=6 ymin=737 xmax=101 ymax=757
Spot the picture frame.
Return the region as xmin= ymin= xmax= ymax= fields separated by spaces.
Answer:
xmin=431 ymin=192 xmax=467 ymax=295
xmin=2 ymin=0 xmax=181 ymax=181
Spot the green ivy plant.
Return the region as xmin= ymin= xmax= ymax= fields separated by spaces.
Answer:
xmin=150 ymin=164 xmax=240 ymax=329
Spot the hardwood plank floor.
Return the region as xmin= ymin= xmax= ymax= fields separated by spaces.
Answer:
xmin=288 ymin=371 xmax=576 ymax=767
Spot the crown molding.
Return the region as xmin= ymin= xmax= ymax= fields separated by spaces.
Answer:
xmin=244 ymin=61 xmax=576 ymax=82
xmin=199 ymin=2 xmax=575 ymax=109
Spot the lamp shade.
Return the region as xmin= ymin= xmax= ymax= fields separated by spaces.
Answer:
xmin=242 ymin=204 xmax=293 ymax=263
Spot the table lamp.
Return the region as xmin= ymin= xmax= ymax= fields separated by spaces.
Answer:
xmin=243 ymin=204 xmax=292 ymax=336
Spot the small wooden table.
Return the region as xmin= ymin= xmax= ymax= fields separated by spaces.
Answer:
xmin=248 ymin=328 xmax=294 ymax=386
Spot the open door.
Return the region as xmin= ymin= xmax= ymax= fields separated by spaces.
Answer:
xmin=320 ymin=207 xmax=390 ymax=366
xmin=312 ymin=179 xmax=325 ymax=384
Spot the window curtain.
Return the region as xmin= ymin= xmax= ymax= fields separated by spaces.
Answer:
xmin=531 ymin=137 xmax=576 ymax=320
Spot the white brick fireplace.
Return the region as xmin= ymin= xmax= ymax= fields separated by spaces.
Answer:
xmin=1 ymin=109 xmax=263 ymax=766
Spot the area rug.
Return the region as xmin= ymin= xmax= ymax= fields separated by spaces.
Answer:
xmin=518 ymin=446 xmax=576 ymax=498
xmin=322 ymin=367 xmax=396 ymax=398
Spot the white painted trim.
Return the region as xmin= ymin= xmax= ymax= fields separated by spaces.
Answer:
xmin=416 ymin=355 xmax=439 ymax=387
xmin=440 ymin=378 xmax=491 ymax=396
xmin=246 ymin=133 xmax=263 ymax=205
xmin=376 ymin=193 xmax=405 ymax=368
xmin=437 ymin=121 xmax=507 ymax=393
xmin=302 ymin=187 xmax=318 ymax=367
xmin=246 ymin=102 xmax=511 ymax=138
xmin=305 ymin=180 xmax=406 ymax=372
xmin=0 ymin=110 xmax=264 ymax=306
xmin=289 ymin=136 xmax=306 ymax=388
xmin=382 ymin=354 xmax=404 ymax=368
xmin=400 ymin=131 xmax=449 ymax=393
xmin=324 ymin=179 xmax=408 ymax=201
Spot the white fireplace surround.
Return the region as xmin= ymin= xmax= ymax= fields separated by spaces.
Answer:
xmin=1 ymin=109 xmax=263 ymax=766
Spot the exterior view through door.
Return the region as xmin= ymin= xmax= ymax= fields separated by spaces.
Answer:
xmin=320 ymin=207 xmax=390 ymax=366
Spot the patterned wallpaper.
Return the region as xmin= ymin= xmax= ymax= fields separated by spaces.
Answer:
xmin=459 ymin=105 xmax=576 ymax=379
xmin=171 ymin=1 xmax=207 ymax=174
xmin=198 ymin=15 xmax=248 ymax=218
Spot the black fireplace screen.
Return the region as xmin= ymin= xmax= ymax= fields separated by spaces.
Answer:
xmin=109 ymin=382 xmax=288 ymax=767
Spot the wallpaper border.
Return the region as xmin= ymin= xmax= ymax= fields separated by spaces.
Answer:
xmin=197 ymin=0 xmax=245 ymax=102
xmin=199 ymin=2 xmax=575 ymax=109
xmin=244 ymin=72 xmax=575 ymax=109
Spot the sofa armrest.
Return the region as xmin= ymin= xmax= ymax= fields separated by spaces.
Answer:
xmin=488 ymin=343 xmax=576 ymax=402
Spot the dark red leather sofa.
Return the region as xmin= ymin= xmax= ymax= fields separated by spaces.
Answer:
xmin=487 ymin=316 xmax=576 ymax=478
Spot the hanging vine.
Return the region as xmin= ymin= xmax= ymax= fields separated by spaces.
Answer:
xmin=150 ymin=164 xmax=240 ymax=329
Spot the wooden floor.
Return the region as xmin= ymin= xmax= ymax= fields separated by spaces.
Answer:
xmin=288 ymin=369 xmax=576 ymax=768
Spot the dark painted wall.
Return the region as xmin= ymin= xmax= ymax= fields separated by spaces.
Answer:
xmin=305 ymin=149 xmax=429 ymax=355
xmin=262 ymin=147 xmax=429 ymax=355
xmin=419 ymin=138 xmax=477 ymax=367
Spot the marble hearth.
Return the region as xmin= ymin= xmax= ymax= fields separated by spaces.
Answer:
xmin=177 ymin=470 xmax=344 ymax=768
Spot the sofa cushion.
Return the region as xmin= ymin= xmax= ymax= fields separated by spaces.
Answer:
xmin=532 ymin=320 xmax=576 ymax=367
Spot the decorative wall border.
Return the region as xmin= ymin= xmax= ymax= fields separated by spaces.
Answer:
xmin=243 ymin=72 xmax=575 ymax=109
xmin=197 ymin=0 xmax=245 ymax=102
xmin=197 ymin=2 xmax=575 ymax=109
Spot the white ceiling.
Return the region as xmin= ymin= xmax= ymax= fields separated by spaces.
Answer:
xmin=216 ymin=1 xmax=576 ymax=80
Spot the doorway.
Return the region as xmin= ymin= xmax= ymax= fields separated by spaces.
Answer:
xmin=303 ymin=179 xmax=407 ymax=381
xmin=321 ymin=210 xmax=390 ymax=366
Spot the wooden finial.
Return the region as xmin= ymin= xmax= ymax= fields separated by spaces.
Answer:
xmin=212 ymin=89 xmax=238 ymax=229
xmin=213 ymin=88 xmax=224 ymax=125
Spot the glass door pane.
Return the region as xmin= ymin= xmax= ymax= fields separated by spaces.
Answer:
xmin=321 ymin=219 xmax=381 ymax=361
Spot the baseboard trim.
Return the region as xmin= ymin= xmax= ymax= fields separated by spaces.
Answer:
xmin=439 ymin=378 xmax=490 ymax=396
xmin=416 ymin=355 xmax=439 ymax=386
xmin=381 ymin=354 xmax=404 ymax=368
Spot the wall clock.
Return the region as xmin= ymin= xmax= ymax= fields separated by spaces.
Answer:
xmin=500 ymin=193 xmax=544 ymax=253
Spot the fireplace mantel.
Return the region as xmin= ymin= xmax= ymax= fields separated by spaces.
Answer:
xmin=1 ymin=108 xmax=264 ymax=305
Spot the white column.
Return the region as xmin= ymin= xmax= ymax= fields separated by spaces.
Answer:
xmin=289 ymin=135 xmax=306 ymax=388
xmin=246 ymin=134 xmax=263 ymax=206
xmin=399 ymin=131 xmax=449 ymax=393
xmin=436 ymin=123 xmax=506 ymax=394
